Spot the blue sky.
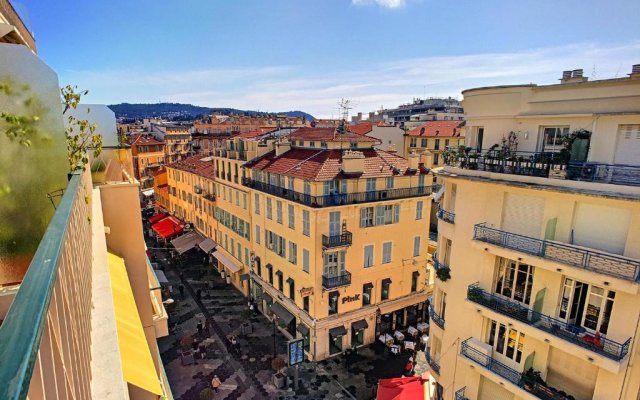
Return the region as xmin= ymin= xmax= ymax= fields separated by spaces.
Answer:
xmin=14 ymin=0 xmax=640 ymax=117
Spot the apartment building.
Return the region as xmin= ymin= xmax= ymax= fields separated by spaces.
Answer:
xmin=194 ymin=114 xmax=309 ymax=135
xmin=207 ymin=126 xmax=434 ymax=360
xmin=166 ymin=155 xmax=216 ymax=240
xmin=404 ymin=120 xmax=465 ymax=169
xmin=128 ymin=134 xmax=165 ymax=189
xmin=153 ymin=168 xmax=170 ymax=212
xmin=430 ymin=68 xmax=640 ymax=400
xmin=164 ymin=125 xmax=192 ymax=164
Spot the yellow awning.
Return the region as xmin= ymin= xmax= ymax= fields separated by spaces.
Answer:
xmin=108 ymin=252 xmax=163 ymax=396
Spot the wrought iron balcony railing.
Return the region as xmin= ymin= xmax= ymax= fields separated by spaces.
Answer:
xmin=437 ymin=206 xmax=455 ymax=224
xmin=566 ymin=162 xmax=640 ymax=187
xmin=243 ymin=178 xmax=433 ymax=208
xmin=322 ymin=271 xmax=352 ymax=289
xmin=460 ymin=339 xmax=575 ymax=400
xmin=322 ymin=231 xmax=353 ymax=249
xmin=425 ymin=350 xmax=440 ymax=375
xmin=467 ymin=284 xmax=631 ymax=361
xmin=429 ymin=306 xmax=445 ymax=329
xmin=473 ymin=223 xmax=640 ymax=282
xmin=455 ymin=387 xmax=468 ymax=400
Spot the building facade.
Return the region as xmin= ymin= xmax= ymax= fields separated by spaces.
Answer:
xmin=164 ymin=125 xmax=192 ymax=164
xmin=404 ymin=120 xmax=465 ymax=169
xmin=128 ymin=134 xmax=165 ymax=189
xmin=429 ymin=68 xmax=640 ymax=400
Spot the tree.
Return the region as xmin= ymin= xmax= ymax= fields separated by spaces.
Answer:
xmin=61 ymin=85 xmax=103 ymax=172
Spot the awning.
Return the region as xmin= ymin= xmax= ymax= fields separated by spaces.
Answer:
xmin=376 ymin=377 xmax=425 ymax=400
xmin=363 ymin=282 xmax=374 ymax=290
xmin=286 ymin=277 xmax=294 ymax=284
xmin=412 ymin=271 xmax=420 ymax=277
xmin=141 ymin=188 xmax=154 ymax=197
xmin=266 ymin=263 xmax=273 ymax=270
xmin=329 ymin=325 xmax=347 ymax=337
xmin=152 ymin=216 xmax=183 ymax=239
xmin=240 ymin=274 xmax=250 ymax=282
xmin=297 ymin=324 xmax=310 ymax=336
xmin=275 ymin=270 xmax=283 ymax=277
xmin=213 ymin=250 xmax=242 ymax=273
xmin=108 ymin=253 xmax=162 ymax=395
xmin=155 ymin=270 xmax=169 ymax=285
xmin=148 ymin=213 xmax=167 ymax=224
xmin=198 ymin=238 xmax=216 ymax=254
xmin=262 ymin=293 xmax=273 ymax=303
xmin=270 ymin=302 xmax=295 ymax=325
xmin=382 ymin=278 xmax=392 ymax=285
xmin=351 ymin=319 xmax=369 ymax=331
xmin=170 ymin=231 xmax=205 ymax=255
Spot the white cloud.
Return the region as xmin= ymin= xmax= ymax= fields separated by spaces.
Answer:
xmin=352 ymin=0 xmax=406 ymax=9
xmin=61 ymin=41 xmax=640 ymax=118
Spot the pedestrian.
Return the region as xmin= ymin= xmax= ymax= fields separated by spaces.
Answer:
xmin=211 ymin=375 xmax=221 ymax=392
xmin=192 ymin=338 xmax=199 ymax=351
xmin=203 ymin=255 xmax=207 ymax=265
xmin=404 ymin=357 xmax=414 ymax=377
xmin=197 ymin=289 xmax=202 ymax=302
xmin=197 ymin=320 xmax=203 ymax=336
xmin=199 ymin=343 xmax=207 ymax=359
xmin=178 ymin=284 xmax=185 ymax=299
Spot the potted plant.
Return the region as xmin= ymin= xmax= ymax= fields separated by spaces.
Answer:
xmin=521 ymin=367 xmax=544 ymax=391
xmin=240 ymin=308 xmax=253 ymax=335
xmin=436 ymin=266 xmax=451 ymax=282
xmin=272 ymin=356 xmax=287 ymax=389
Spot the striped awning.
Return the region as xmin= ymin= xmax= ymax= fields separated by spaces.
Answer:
xmin=213 ymin=250 xmax=242 ymax=273
xmin=170 ymin=231 xmax=205 ymax=255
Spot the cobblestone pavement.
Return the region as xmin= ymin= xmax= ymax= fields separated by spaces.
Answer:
xmin=150 ymin=237 xmax=427 ymax=400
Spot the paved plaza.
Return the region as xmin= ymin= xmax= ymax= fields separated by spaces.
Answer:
xmin=151 ymin=238 xmax=429 ymax=400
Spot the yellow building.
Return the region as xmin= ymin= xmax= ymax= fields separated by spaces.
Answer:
xmin=403 ymin=120 xmax=465 ymax=169
xmin=430 ymin=68 xmax=640 ymax=400
xmin=128 ymin=134 xmax=166 ymax=189
xmin=209 ymin=127 xmax=435 ymax=361
xmin=164 ymin=125 xmax=192 ymax=164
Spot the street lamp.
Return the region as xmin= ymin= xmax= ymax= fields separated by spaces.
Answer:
xmin=272 ymin=314 xmax=279 ymax=358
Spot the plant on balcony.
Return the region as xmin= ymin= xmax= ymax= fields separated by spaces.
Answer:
xmin=467 ymin=286 xmax=483 ymax=302
xmin=62 ymin=85 xmax=103 ymax=173
xmin=558 ymin=129 xmax=591 ymax=165
xmin=436 ymin=266 xmax=451 ymax=282
xmin=521 ymin=367 xmax=544 ymax=391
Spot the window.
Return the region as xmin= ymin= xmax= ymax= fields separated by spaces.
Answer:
xmin=230 ymin=238 xmax=235 ymax=257
xmin=276 ymin=201 xmax=283 ymax=224
xmin=416 ymin=201 xmax=423 ymax=220
xmin=433 ymin=153 xmax=439 ymax=165
xmin=411 ymin=272 xmax=419 ymax=292
xmin=288 ymin=242 xmax=297 ymax=264
xmin=434 ymin=139 xmax=440 ymax=150
xmin=288 ymin=279 xmax=295 ymax=300
xmin=421 ymin=138 xmax=427 ymax=147
xmin=302 ymin=249 xmax=310 ymax=273
xmin=304 ymin=181 xmax=311 ymax=196
xmin=494 ymin=258 xmax=534 ymax=305
xmin=540 ymin=126 xmax=569 ymax=152
xmin=265 ymin=230 xmax=286 ymax=257
xmin=268 ymin=266 xmax=273 ymax=284
xmin=243 ymin=193 xmax=247 ymax=209
xmin=381 ymin=279 xmax=391 ymax=300
xmin=559 ymin=278 xmax=616 ymax=334
xmin=386 ymin=177 xmax=394 ymax=189
xmin=363 ymin=283 xmax=373 ymax=306
xmin=329 ymin=291 xmax=339 ymax=315
xmin=410 ymin=138 xmax=417 ymax=147
xmin=277 ymin=272 xmax=283 ymax=291
xmin=413 ymin=236 xmax=421 ymax=257
xmin=323 ymin=251 xmax=345 ymax=276
xmin=375 ymin=204 xmax=400 ymax=226
xmin=360 ymin=207 xmax=374 ymax=228
xmin=302 ymin=210 xmax=310 ymax=236
xmin=366 ymin=178 xmax=376 ymax=193
xmin=288 ymin=204 xmax=295 ymax=229
xmin=321 ymin=141 xmax=327 ymax=148
xmin=382 ymin=242 xmax=392 ymax=264
xmin=255 ymin=225 xmax=261 ymax=244
xmin=254 ymin=193 xmax=260 ymax=214
xmin=235 ymin=190 xmax=240 ymax=206
xmin=350 ymin=141 xmax=358 ymax=149
xmin=266 ymin=197 xmax=273 ymax=219
xmin=487 ymin=320 xmax=525 ymax=363
xmin=303 ymin=296 xmax=310 ymax=312
xmin=245 ymin=248 xmax=249 ymax=266
xmin=237 ymin=243 xmax=241 ymax=261
xmin=287 ymin=177 xmax=294 ymax=192
xmin=309 ymin=141 xmax=315 ymax=147
xmin=363 ymin=245 xmax=374 ymax=267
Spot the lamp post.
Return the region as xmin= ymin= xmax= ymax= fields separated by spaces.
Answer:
xmin=272 ymin=314 xmax=278 ymax=358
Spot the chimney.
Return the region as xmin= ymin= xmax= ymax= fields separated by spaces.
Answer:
xmin=408 ymin=150 xmax=419 ymax=171
xmin=629 ymin=64 xmax=640 ymax=79
xmin=388 ymin=143 xmax=397 ymax=153
xmin=275 ymin=139 xmax=291 ymax=157
xmin=342 ymin=150 xmax=365 ymax=174
xmin=560 ymin=69 xmax=588 ymax=83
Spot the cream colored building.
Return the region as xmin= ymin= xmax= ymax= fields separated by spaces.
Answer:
xmin=429 ymin=67 xmax=640 ymax=400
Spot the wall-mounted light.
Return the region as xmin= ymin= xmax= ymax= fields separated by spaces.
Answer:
xmin=476 ymin=309 xmax=482 ymax=314
xmin=517 ymin=257 xmax=522 ymax=261
xmin=544 ymin=339 xmax=550 ymax=343
xmin=604 ymin=282 xmax=610 ymax=286
xmin=588 ymin=357 xmax=594 ymax=362
xmin=484 ymin=248 xmax=488 ymax=251
xmin=556 ymin=268 xmax=562 ymax=272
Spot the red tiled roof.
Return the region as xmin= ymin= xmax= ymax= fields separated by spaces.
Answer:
xmin=236 ymin=128 xmax=270 ymax=139
xmin=348 ymin=122 xmax=373 ymax=135
xmin=290 ymin=127 xmax=380 ymax=143
xmin=167 ymin=155 xmax=215 ymax=180
xmin=128 ymin=134 xmax=164 ymax=146
xmin=245 ymin=148 xmax=427 ymax=181
xmin=406 ymin=121 xmax=464 ymax=137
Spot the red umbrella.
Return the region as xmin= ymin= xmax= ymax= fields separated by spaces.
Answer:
xmin=376 ymin=376 xmax=424 ymax=400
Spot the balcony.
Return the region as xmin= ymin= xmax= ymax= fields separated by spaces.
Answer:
xmin=460 ymin=339 xmax=574 ymax=400
xmin=243 ymin=178 xmax=433 ymax=208
xmin=0 ymin=0 xmax=37 ymax=51
xmin=455 ymin=387 xmax=468 ymax=400
xmin=436 ymin=206 xmax=455 ymax=224
xmin=429 ymin=306 xmax=445 ymax=329
xmin=566 ymin=162 xmax=640 ymax=187
xmin=425 ymin=350 xmax=440 ymax=375
xmin=322 ymin=271 xmax=352 ymax=289
xmin=467 ymin=284 xmax=631 ymax=361
xmin=473 ymin=223 xmax=640 ymax=282
xmin=322 ymin=231 xmax=353 ymax=249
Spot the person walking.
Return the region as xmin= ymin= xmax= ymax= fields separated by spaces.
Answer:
xmin=197 ymin=320 xmax=203 ymax=337
xmin=211 ymin=375 xmax=221 ymax=393
xmin=197 ymin=289 xmax=202 ymax=302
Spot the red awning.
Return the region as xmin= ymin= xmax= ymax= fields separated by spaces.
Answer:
xmin=148 ymin=213 xmax=167 ymax=224
xmin=376 ymin=377 xmax=424 ymax=400
xmin=152 ymin=216 xmax=184 ymax=239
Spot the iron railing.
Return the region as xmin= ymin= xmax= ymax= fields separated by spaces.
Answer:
xmin=425 ymin=350 xmax=440 ymax=375
xmin=467 ymin=284 xmax=631 ymax=361
xmin=322 ymin=231 xmax=353 ymax=249
xmin=455 ymin=387 xmax=467 ymax=400
xmin=429 ymin=306 xmax=445 ymax=329
xmin=473 ymin=223 xmax=640 ymax=282
xmin=437 ymin=206 xmax=455 ymax=224
xmin=322 ymin=271 xmax=352 ymax=289
xmin=566 ymin=162 xmax=640 ymax=186
xmin=445 ymin=150 xmax=565 ymax=178
xmin=432 ymin=254 xmax=448 ymax=272
xmin=243 ymin=178 xmax=433 ymax=208
xmin=460 ymin=339 xmax=574 ymax=400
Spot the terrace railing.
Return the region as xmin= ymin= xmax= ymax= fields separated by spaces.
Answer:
xmin=425 ymin=350 xmax=441 ymax=375
xmin=322 ymin=271 xmax=352 ymax=289
xmin=243 ymin=178 xmax=433 ymax=208
xmin=473 ymin=223 xmax=640 ymax=282
xmin=0 ymin=171 xmax=92 ymax=400
xmin=322 ymin=231 xmax=353 ymax=249
xmin=429 ymin=306 xmax=445 ymax=330
xmin=566 ymin=162 xmax=640 ymax=186
xmin=467 ymin=284 xmax=631 ymax=361
xmin=436 ymin=206 xmax=455 ymax=224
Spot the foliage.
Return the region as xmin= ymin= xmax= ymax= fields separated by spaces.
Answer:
xmin=499 ymin=131 xmax=519 ymax=159
xmin=62 ymin=85 xmax=103 ymax=172
xmin=271 ymin=356 xmax=286 ymax=372
xmin=521 ymin=367 xmax=544 ymax=387
xmin=435 ymin=266 xmax=451 ymax=282
xmin=558 ymin=129 xmax=591 ymax=164
xmin=199 ymin=388 xmax=214 ymax=400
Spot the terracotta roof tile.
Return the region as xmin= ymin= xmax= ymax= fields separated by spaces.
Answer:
xmin=406 ymin=120 xmax=465 ymax=137
xmin=348 ymin=122 xmax=373 ymax=135
xmin=290 ymin=127 xmax=380 ymax=143
xmin=168 ymin=155 xmax=215 ymax=180
xmin=128 ymin=134 xmax=164 ymax=146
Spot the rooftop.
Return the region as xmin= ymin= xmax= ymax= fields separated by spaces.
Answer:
xmin=406 ymin=120 xmax=465 ymax=137
xmin=167 ymin=155 xmax=215 ymax=180
xmin=290 ymin=127 xmax=381 ymax=143
xmin=348 ymin=122 xmax=373 ymax=135
xmin=127 ymin=133 xmax=164 ymax=146
xmin=245 ymin=147 xmax=427 ymax=181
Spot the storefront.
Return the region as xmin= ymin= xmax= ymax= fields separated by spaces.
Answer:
xmin=329 ymin=326 xmax=347 ymax=355
xmin=270 ymin=302 xmax=296 ymax=337
xmin=351 ymin=319 xmax=368 ymax=347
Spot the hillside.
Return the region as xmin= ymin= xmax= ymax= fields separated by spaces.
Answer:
xmin=107 ymin=102 xmax=314 ymax=122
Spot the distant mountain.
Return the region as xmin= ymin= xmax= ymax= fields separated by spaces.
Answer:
xmin=107 ymin=102 xmax=314 ymax=122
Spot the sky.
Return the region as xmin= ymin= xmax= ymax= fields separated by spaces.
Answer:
xmin=14 ymin=0 xmax=640 ymax=118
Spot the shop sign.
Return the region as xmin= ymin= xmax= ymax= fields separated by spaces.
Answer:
xmin=299 ymin=287 xmax=314 ymax=297
xmin=341 ymin=294 xmax=360 ymax=304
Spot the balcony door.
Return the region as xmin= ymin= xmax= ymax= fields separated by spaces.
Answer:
xmin=558 ymin=278 xmax=615 ymax=335
xmin=324 ymin=251 xmax=345 ymax=277
xmin=329 ymin=211 xmax=341 ymax=237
